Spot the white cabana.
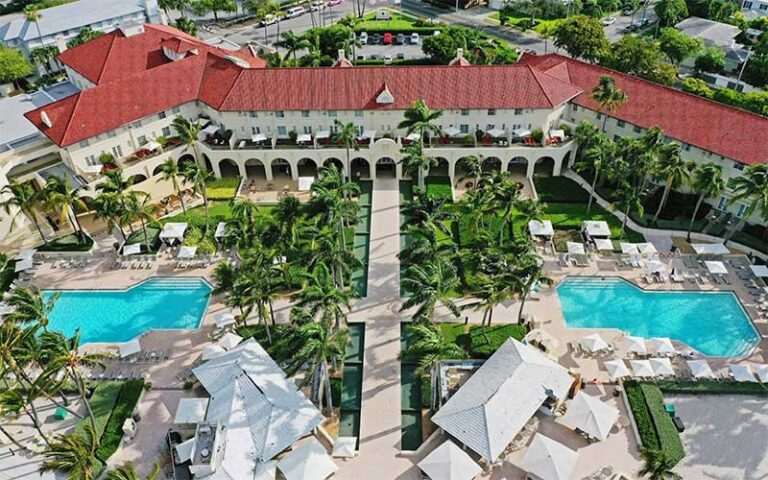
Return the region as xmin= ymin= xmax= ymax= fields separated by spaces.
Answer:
xmin=749 ymin=265 xmax=768 ymax=277
xmin=582 ymin=220 xmax=611 ymax=238
xmin=15 ymin=249 xmax=36 ymax=261
xmin=753 ymin=364 xmax=768 ymax=383
xmin=214 ymin=312 xmax=236 ymax=328
xmin=122 ymin=243 xmax=142 ymax=256
xmin=561 ymin=392 xmax=619 ymax=441
xmin=549 ymin=129 xmax=566 ymax=140
xmin=650 ymin=358 xmax=675 ymax=377
xmin=405 ymin=132 xmax=420 ymax=142
xmin=254 ymin=461 xmax=278 ymax=480
xmin=160 ymin=222 xmax=188 ymax=244
xmin=730 ymin=364 xmax=757 ymax=382
xmin=691 ymin=243 xmax=729 ymax=255
xmin=175 ymin=438 xmax=196 ymax=463
xmin=687 ymin=360 xmax=715 ymax=379
xmin=624 ymin=336 xmax=647 ymax=355
xmin=650 ymin=337 xmax=675 ymax=355
xmin=214 ymin=222 xmax=228 ymax=240
xmin=251 ymin=133 xmax=267 ymax=143
xmin=443 ymin=126 xmax=461 ymax=137
xmin=82 ymin=163 xmax=103 ymax=174
xmin=144 ymin=140 xmax=162 ymax=151
xmin=524 ymin=329 xmax=560 ymax=351
xmin=604 ymin=360 xmax=631 ymax=381
xmin=418 ymin=440 xmax=481 ymax=480
xmin=643 ymin=260 xmax=668 ymax=274
xmin=298 ymin=176 xmax=315 ymax=191
xmin=620 ymin=243 xmax=639 ymax=255
xmin=359 ymin=130 xmax=377 ymax=140
xmin=521 ymin=434 xmax=578 ymax=480
xmin=296 ymin=133 xmax=312 ymax=143
xmin=513 ymin=129 xmax=531 ymax=138
xmin=487 ymin=127 xmax=506 ymax=137
xmin=202 ymin=124 xmax=219 ymax=135
xmin=582 ymin=333 xmax=609 ymax=353
xmin=119 ymin=338 xmax=142 ymax=358
xmin=630 ymin=360 xmax=655 ymax=378
xmin=201 ymin=344 xmax=226 ymax=360
xmin=177 ymin=246 xmax=197 ymax=259
xmin=567 ymin=242 xmax=586 ymax=255
xmin=277 ymin=438 xmax=338 ymax=480
xmin=636 ymin=243 xmax=657 ymax=255
xmin=218 ymin=332 xmax=243 ymax=351
xmin=705 ymin=261 xmax=728 ymax=275
xmin=315 ymin=130 xmax=330 ymax=140
xmin=332 ymin=437 xmax=357 ymax=458
xmin=14 ymin=258 xmax=33 ymax=272
xmin=528 ymin=220 xmax=554 ymax=238
xmin=594 ymin=238 xmax=614 ymax=251
xmin=174 ymin=398 xmax=209 ymax=424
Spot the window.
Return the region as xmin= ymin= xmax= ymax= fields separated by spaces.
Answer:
xmin=744 ymin=1 xmax=753 ymax=7
xmin=617 ymin=120 xmax=625 ymax=128
xmin=733 ymin=161 xmax=745 ymax=171
xmin=303 ymin=125 xmax=312 ymax=134
xmin=172 ymin=106 xmax=181 ymax=114
xmin=249 ymin=111 xmax=258 ymax=118
xmin=613 ymin=135 xmax=621 ymax=141
xmin=354 ymin=111 xmax=364 ymax=117
xmin=301 ymin=111 xmax=310 ymax=118
xmin=85 ymin=155 xmax=97 ymax=166
xmin=460 ymin=109 xmax=470 ymax=116
xmin=514 ymin=109 xmax=523 ymax=115
xmin=158 ymin=111 xmax=167 ymax=120
xmin=572 ymin=105 xmax=578 ymax=112
xmin=107 ymin=130 xmax=117 ymax=138
xmin=251 ymin=126 xmax=261 ymax=134
xmin=112 ymin=145 xmax=123 ymax=158
xmin=736 ymin=203 xmax=748 ymax=218
xmin=633 ymin=125 xmax=642 ymax=134
xmin=132 ymin=120 xmax=142 ymax=128
xmin=487 ymin=109 xmax=496 ymax=116
xmin=137 ymin=135 xmax=147 ymax=146
xmin=487 ymin=124 xmax=495 ymax=131
xmin=596 ymin=113 xmax=603 ymax=120
xmin=717 ymin=196 xmax=728 ymax=211
xmin=329 ymin=111 xmax=337 ymax=117
xmin=162 ymin=126 xmax=171 ymax=137
xmin=460 ymin=124 xmax=469 ymax=134
xmin=760 ymin=3 xmax=768 ymax=9
xmin=275 ymin=111 xmax=285 ymax=118
xmin=277 ymin=126 xmax=287 ymax=136
xmin=79 ymin=140 xmax=89 ymax=148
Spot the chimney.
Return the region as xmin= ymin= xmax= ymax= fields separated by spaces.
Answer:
xmin=456 ymin=48 xmax=464 ymax=60
xmin=55 ymin=36 xmax=67 ymax=53
xmin=41 ymin=111 xmax=52 ymax=128
xmin=338 ymin=49 xmax=346 ymax=62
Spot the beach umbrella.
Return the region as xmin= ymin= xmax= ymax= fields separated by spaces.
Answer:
xmin=636 ymin=243 xmax=657 ymax=255
xmin=177 ymin=246 xmax=197 ymax=259
xmin=650 ymin=338 xmax=675 ymax=355
xmin=630 ymin=360 xmax=654 ymax=378
xmin=566 ymin=242 xmax=585 ymax=255
xmin=594 ymin=238 xmax=614 ymax=251
xmin=122 ymin=243 xmax=142 ymax=256
xmin=218 ymin=332 xmax=243 ymax=351
xmin=624 ymin=336 xmax=647 ymax=355
xmin=687 ymin=360 xmax=714 ymax=379
xmin=650 ymin=358 xmax=675 ymax=377
xmin=705 ymin=261 xmax=728 ymax=275
xmin=561 ymin=392 xmax=620 ymax=441
xmin=521 ymin=434 xmax=578 ymax=480
xmin=119 ymin=338 xmax=142 ymax=358
xmin=730 ymin=364 xmax=757 ymax=382
xmin=604 ymin=360 xmax=631 ymax=381
xmin=332 ymin=437 xmax=357 ymax=458
xmin=620 ymin=243 xmax=639 ymax=254
xmin=418 ymin=440 xmax=481 ymax=480
xmin=582 ymin=333 xmax=609 ymax=353
xmin=277 ymin=438 xmax=338 ymax=480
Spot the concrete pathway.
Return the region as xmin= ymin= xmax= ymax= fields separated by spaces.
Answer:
xmin=337 ymin=178 xmax=419 ymax=479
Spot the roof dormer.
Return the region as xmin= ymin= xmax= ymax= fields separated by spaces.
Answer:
xmin=376 ymin=83 xmax=394 ymax=105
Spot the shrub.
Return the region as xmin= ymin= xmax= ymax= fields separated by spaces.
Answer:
xmin=641 ymin=383 xmax=685 ymax=464
xmin=37 ymin=233 xmax=94 ymax=252
xmin=330 ymin=376 xmax=342 ymax=407
xmin=654 ymin=379 xmax=768 ymax=395
xmin=531 ymin=128 xmax=544 ymax=143
xmin=624 ymin=381 xmax=661 ymax=450
xmin=467 ymin=324 xmax=528 ymax=358
xmin=421 ymin=374 xmax=431 ymax=408
xmin=96 ymin=379 xmax=144 ymax=461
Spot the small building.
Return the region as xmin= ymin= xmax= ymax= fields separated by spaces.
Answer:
xmin=674 ymin=17 xmax=749 ymax=72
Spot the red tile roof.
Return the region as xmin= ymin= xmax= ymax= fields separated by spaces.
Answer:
xmin=519 ymin=54 xmax=768 ymax=165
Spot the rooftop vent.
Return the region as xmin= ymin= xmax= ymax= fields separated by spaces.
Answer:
xmin=225 ymin=55 xmax=250 ymax=68
xmin=41 ymin=111 xmax=52 ymax=128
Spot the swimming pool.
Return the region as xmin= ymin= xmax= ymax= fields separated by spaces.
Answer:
xmin=45 ymin=277 xmax=212 ymax=344
xmin=556 ymin=276 xmax=760 ymax=357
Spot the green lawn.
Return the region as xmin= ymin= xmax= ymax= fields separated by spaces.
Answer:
xmin=37 ymin=233 xmax=94 ymax=252
xmin=357 ymin=10 xmax=422 ymax=30
xmin=439 ymin=323 xmax=528 ymax=359
xmin=74 ymin=381 xmax=123 ymax=439
xmin=544 ymin=203 xmax=645 ymax=243
xmin=425 ymin=176 xmax=453 ymax=201
xmin=488 ymin=12 xmax=562 ymax=34
xmin=206 ymin=178 xmax=240 ymax=200
xmin=123 ymin=227 xmax=161 ymax=253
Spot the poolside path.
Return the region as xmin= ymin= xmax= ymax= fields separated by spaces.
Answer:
xmin=337 ymin=177 xmax=419 ymax=480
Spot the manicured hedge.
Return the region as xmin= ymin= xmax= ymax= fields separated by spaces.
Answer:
xmin=74 ymin=381 xmax=123 ymax=439
xmin=96 ymin=379 xmax=145 ymax=461
xmin=654 ymin=380 xmax=768 ymax=396
xmin=624 ymin=381 xmax=661 ymax=450
xmin=467 ymin=324 xmax=528 ymax=359
xmin=37 ymin=233 xmax=94 ymax=252
xmin=330 ymin=376 xmax=342 ymax=407
xmin=624 ymin=381 xmax=685 ymax=465
xmin=533 ymin=176 xmax=590 ymax=204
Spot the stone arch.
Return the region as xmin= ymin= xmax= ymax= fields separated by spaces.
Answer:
xmin=430 ymin=157 xmax=449 ymax=177
xmin=177 ymin=153 xmax=196 ymax=170
xmin=202 ymin=154 xmax=213 ymax=173
xmin=507 ymin=156 xmax=528 ymax=176
xmin=218 ymin=158 xmax=239 ymax=178
xmin=128 ymin=174 xmax=148 ymax=185
xmin=351 ymin=157 xmax=370 ymax=180
xmin=482 ymin=156 xmax=502 ymax=173
xmin=297 ymin=158 xmax=318 ymax=177
xmin=562 ymin=151 xmax=573 ymax=170
xmin=534 ymin=156 xmax=555 ymax=177
xmin=244 ymin=158 xmax=266 ymax=179
xmin=323 ymin=157 xmax=344 ymax=175
xmin=271 ymin=158 xmax=292 ymax=179
xmin=376 ymin=157 xmax=397 ymax=178
xmin=151 ymin=163 xmax=167 ymax=177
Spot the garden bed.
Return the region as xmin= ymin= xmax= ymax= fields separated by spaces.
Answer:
xmin=37 ymin=233 xmax=94 ymax=252
xmin=624 ymin=381 xmax=685 ymax=464
xmin=96 ymin=379 xmax=145 ymax=461
xmin=439 ymin=323 xmax=529 ymax=359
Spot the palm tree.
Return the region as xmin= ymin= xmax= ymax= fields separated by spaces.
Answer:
xmin=484 ymin=171 xmax=520 ymax=246
xmin=40 ymin=425 xmax=100 ymax=480
xmin=616 ymin=181 xmax=644 ymax=233
xmin=331 ymin=120 xmax=359 ymax=181
xmin=0 ymin=180 xmax=49 ymax=244
xmin=93 ymin=192 xmax=127 ymax=241
xmin=573 ymin=134 xmax=613 ymax=216
xmin=401 ymin=259 xmax=461 ymax=323
xmin=276 ymin=30 xmax=308 ymax=64
xmin=399 ymin=143 xmax=436 ymax=190
xmin=590 ymin=75 xmax=628 ymax=132
xmin=515 ymin=252 xmax=552 ymax=324
xmin=456 ymin=155 xmax=482 ymax=186
xmin=398 ymin=99 xmax=443 ymax=148
xmin=687 ymin=162 xmax=724 ymax=241
xmin=638 ymin=448 xmax=681 ymax=480
xmin=573 ymin=121 xmax=601 ymax=160
xmin=44 ymin=175 xmax=87 ymax=240
xmin=515 ymin=198 xmax=547 ymax=242
xmin=308 ymin=230 xmax=361 ymax=289
xmin=297 ymin=263 xmax=355 ymax=331
xmin=181 ymin=160 xmax=212 ymax=232
xmin=729 ymin=163 xmax=768 ymax=236
xmin=24 ymin=6 xmax=43 ymax=58
xmin=5 ymin=286 xmax=59 ymax=331
xmin=273 ymin=194 xmax=301 ymax=246
xmin=125 ymin=192 xmax=158 ymax=251
xmin=471 ymin=269 xmax=523 ymax=328
xmin=651 ymin=143 xmax=692 ymax=225
xmin=280 ymin=322 xmax=347 ymax=416
xmin=301 ymin=31 xmax=323 ymax=66
xmin=401 ymin=192 xmax=454 ymax=238
xmin=159 ymin=158 xmax=187 ymax=214
xmin=107 ymin=463 xmax=161 ymax=480
xmin=172 ymin=115 xmax=203 ymax=172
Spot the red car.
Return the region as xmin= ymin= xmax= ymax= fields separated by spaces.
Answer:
xmin=383 ymin=32 xmax=393 ymax=44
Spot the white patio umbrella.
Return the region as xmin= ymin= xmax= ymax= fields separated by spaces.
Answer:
xmin=582 ymin=220 xmax=611 ymax=238
xmin=636 ymin=243 xmax=657 ymax=255
xmin=251 ymin=133 xmax=267 ymax=143
xmin=443 ymin=126 xmax=461 ymax=137
xmin=418 ymin=439 xmax=481 ymax=480
xmin=277 ymin=438 xmax=338 ymax=480
xmin=620 ymin=242 xmax=639 ymax=254
xmin=174 ymin=397 xmax=209 ymax=424
xmin=753 ymin=364 xmax=768 ymax=383
xmin=624 ymin=336 xmax=647 ymax=355
xmin=214 ymin=312 xmax=236 ymax=328
xmin=487 ymin=127 xmax=506 ymax=137
xmin=296 ymin=133 xmax=312 ymax=143
xmin=650 ymin=337 xmax=676 ymax=355
xmin=687 ymin=359 xmax=714 ymax=379
xmin=524 ymin=329 xmax=560 ymax=351
xmin=691 ymin=243 xmax=729 ymax=255
xmin=201 ymin=344 xmax=225 ymax=360
xmin=705 ymin=261 xmax=728 ymax=275
xmin=521 ymin=434 xmax=578 ymax=480
xmin=315 ymin=131 xmax=330 ymax=140
xmin=749 ymin=265 xmax=768 ymax=278
xmin=567 ymin=242 xmax=585 ymax=255
xmin=144 ymin=140 xmax=162 ymax=151
xmin=332 ymin=437 xmax=357 ymax=458
xmin=730 ymin=364 xmax=757 ymax=382
xmin=650 ymin=358 xmax=675 ymax=377
xmin=630 ymin=360 xmax=655 ymax=378
xmin=122 ymin=243 xmax=142 ymax=256
xmin=405 ymin=132 xmax=421 ymax=142
xmin=218 ymin=332 xmax=243 ymax=351
xmin=561 ymin=392 xmax=620 ymax=441
xmin=604 ymin=360 xmax=631 ymax=381
xmin=160 ymin=222 xmax=187 ymax=244
xmin=177 ymin=246 xmax=197 ymax=259
xmin=14 ymin=258 xmax=33 ymax=272
xmin=643 ymin=260 xmax=668 ymax=274
xmin=119 ymin=338 xmax=142 ymax=358
xmin=582 ymin=333 xmax=609 ymax=353
xmin=528 ymin=220 xmax=554 ymax=238
xmin=594 ymin=238 xmax=614 ymax=251
xmin=214 ymin=222 xmax=227 ymax=240
xmin=14 ymin=249 xmax=36 ymax=261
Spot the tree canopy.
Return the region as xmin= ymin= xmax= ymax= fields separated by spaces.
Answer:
xmin=0 ymin=45 xmax=33 ymax=85
xmin=654 ymin=0 xmax=688 ymax=27
xmin=658 ymin=27 xmax=702 ymax=65
xmin=553 ymin=15 xmax=608 ymax=62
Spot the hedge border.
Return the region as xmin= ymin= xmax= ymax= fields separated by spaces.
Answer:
xmin=96 ymin=379 xmax=145 ymax=462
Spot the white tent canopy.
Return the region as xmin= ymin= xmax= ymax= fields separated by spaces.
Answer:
xmin=549 ymin=129 xmax=565 ymax=140
xmin=174 ymin=397 xmax=209 ymax=424
xmin=636 ymin=243 xmax=657 ymax=255
xmin=201 ymin=344 xmax=225 ymax=360
xmin=650 ymin=337 xmax=675 ymax=355
xmin=218 ymin=332 xmax=243 ymax=351
xmin=650 ymin=358 xmax=675 ymax=377
xmin=14 ymin=258 xmax=33 ymax=272
xmin=630 ymin=360 xmax=655 ymax=377
xmin=730 ymin=364 xmax=757 ymax=382
xmin=753 ymin=364 xmax=768 ymax=383
xmin=567 ymin=242 xmax=586 ymax=255
xmin=418 ymin=440 xmax=482 ymax=480
xmin=119 ymin=338 xmax=142 ymax=358
xmin=122 ymin=243 xmax=142 ymax=256
xmin=82 ymin=163 xmax=103 ymax=174
xmin=296 ymin=133 xmax=312 ymax=143
xmin=214 ymin=222 xmax=228 ymax=239
xmin=512 ymin=129 xmax=531 ymax=138
xmin=521 ymin=434 xmax=578 ymax=480
xmin=277 ymin=438 xmax=338 ymax=480
xmin=332 ymin=437 xmax=357 ymax=458
xmin=604 ymin=360 xmax=631 ymax=381
xmin=214 ymin=312 xmax=236 ymax=328
xmin=144 ymin=140 xmax=162 ymax=151
xmin=177 ymin=246 xmax=197 ymax=258
xmin=251 ymin=133 xmax=267 ymax=143
xmin=594 ymin=238 xmax=614 ymax=251
xmin=749 ymin=265 xmax=768 ymax=277
xmin=582 ymin=220 xmax=611 ymax=238
xmin=160 ymin=222 xmax=187 ymax=243
xmin=360 ymin=130 xmax=377 ymax=140
xmin=705 ymin=261 xmax=728 ymax=275
xmin=582 ymin=333 xmax=609 ymax=353
xmin=687 ymin=360 xmax=715 ymax=379
xmin=691 ymin=243 xmax=729 ymax=255
xmin=620 ymin=243 xmax=639 ymax=254
xmin=561 ymin=392 xmax=619 ymax=441
xmin=643 ymin=261 xmax=668 ymax=274
xmin=315 ymin=130 xmax=330 ymax=140
xmin=528 ymin=220 xmax=554 ymax=237
xmin=443 ymin=126 xmax=461 ymax=137
xmin=624 ymin=336 xmax=647 ymax=355
xmin=487 ymin=127 xmax=506 ymax=137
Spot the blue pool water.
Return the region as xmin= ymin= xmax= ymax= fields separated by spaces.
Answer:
xmin=45 ymin=277 xmax=212 ymax=344
xmin=557 ymin=276 xmax=760 ymax=357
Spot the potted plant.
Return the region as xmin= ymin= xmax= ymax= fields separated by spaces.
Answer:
xmin=531 ymin=128 xmax=544 ymax=145
xmin=99 ymin=152 xmax=118 ymax=173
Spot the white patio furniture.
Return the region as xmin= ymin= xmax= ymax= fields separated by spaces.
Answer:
xmin=528 ymin=220 xmax=554 ymax=238
xmin=705 ymin=261 xmax=728 ymax=275
xmin=443 ymin=126 xmax=461 ymax=137
xmin=177 ymin=246 xmax=197 ymax=259
xmin=487 ymin=127 xmax=506 ymax=137
xmin=619 ymin=243 xmax=639 ymax=255
xmin=594 ymin=238 xmax=614 ymax=252
xmin=119 ymin=338 xmax=142 ymax=359
xmin=160 ymin=222 xmax=188 ymax=244
xmin=749 ymin=265 xmax=768 ymax=278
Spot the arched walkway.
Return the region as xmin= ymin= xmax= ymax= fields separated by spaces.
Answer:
xmin=202 ymin=154 xmax=213 ymax=173
xmin=151 ymin=163 xmax=166 ymax=177
xmin=245 ymin=159 xmax=266 ymax=179
xmin=128 ymin=174 xmax=148 ymax=185
xmin=323 ymin=158 xmax=344 ymax=175
xmin=482 ymin=156 xmax=502 ymax=173
xmin=218 ymin=158 xmax=239 ymax=178
xmin=430 ymin=157 xmax=449 ymax=177
xmin=298 ymin=158 xmax=318 ymax=177
xmin=351 ymin=158 xmax=370 ymax=180
xmin=376 ymin=157 xmax=396 ymax=178
xmin=507 ymin=156 xmax=528 ymax=176
xmin=534 ymin=156 xmax=555 ymax=177
xmin=271 ymin=158 xmax=292 ymax=180
xmin=177 ymin=154 xmax=195 ymax=170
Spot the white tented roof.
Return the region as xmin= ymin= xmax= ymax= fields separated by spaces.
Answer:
xmin=160 ymin=222 xmax=188 ymax=241
xmin=528 ymin=220 xmax=554 ymax=237
xmin=691 ymin=243 xmax=729 ymax=255
xmin=636 ymin=242 xmax=657 ymax=255
xmin=604 ymin=360 xmax=630 ymax=381
xmin=560 ymin=392 xmax=619 ymax=441
xmin=594 ymin=238 xmax=613 ymax=251
xmin=192 ymin=339 xmax=324 ymax=473
xmin=418 ymin=440 xmax=482 ymax=480
xmin=749 ymin=265 xmax=768 ymax=277
xmin=214 ymin=222 xmax=228 ymax=239
xmin=687 ymin=360 xmax=715 ymax=379
xmin=521 ymin=434 xmax=578 ymax=480
xmin=650 ymin=358 xmax=675 ymax=377
xmin=705 ymin=261 xmax=728 ymax=275
xmin=566 ymin=242 xmax=585 ymax=255
xmin=122 ymin=243 xmax=142 ymax=256
xmin=620 ymin=242 xmax=639 ymax=254
xmin=431 ymin=339 xmax=573 ymax=461
xmin=277 ymin=438 xmax=338 ymax=480
xmin=174 ymin=398 xmax=210 ymax=424
xmin=582 ymin=220 xmax=611 ymax=238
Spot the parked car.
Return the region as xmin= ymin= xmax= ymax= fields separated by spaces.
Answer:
xmin=395 ymin=33 xmax=405 ymax=45
xmin=258 ymin=14 xmax=277 ymax=26
xmin=371 ymin=33 xmax=381 ymax=44
xmin=359 ymin=31 xmax=368 ymax=44
xmin=639 ymin=17 xmax=651 ymax=26
xmin=396 ymin=52 xmax=405 ymax=60
xmin=310 ymin=1 xmax=326 ymax=11
xmin=410 ymin=32 xmax=420 ymax=44
xmin=622 ymin=24 xmax=638 ymax=33
xmin=383 ymin=32 xmax=393 ymax=44
xmin=328 ymin=0 xmax=342 ymax=5
xmin=384 ymin=54 xmax=393 ymax=64
xmin=286 ymin=6 xmax=306 ymax=17
xmin=368 ymin=54 xmax=380 ymax=60
xmin=602 ymin=16 xmax=616 ymax=25
xmin=356 ymin=55 xmax=365 ymax=60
